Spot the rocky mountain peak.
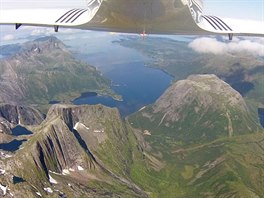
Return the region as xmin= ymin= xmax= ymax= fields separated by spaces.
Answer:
xmin=21 ymin=36 xmax=68 ymax=55
xmin=153 ymin=74 xmax=248 ymax=121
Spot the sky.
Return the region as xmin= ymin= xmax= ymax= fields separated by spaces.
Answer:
xmin=204 ymin=0 xmax=264 ymax=20
xmin=0 ymin=0 xmax=87 ymax=9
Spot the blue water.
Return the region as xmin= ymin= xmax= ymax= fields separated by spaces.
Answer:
xmin=67 ymin=34 xmax=173 ymax=117
xmin=74 ymin=61 xmax=172 ymax=116
xmin=11 ymin=125 xmax=33 ymax=136
xmin=49 ymin=100 xmax=61 ymax=104
xmin=13 ymin=176 xmax=26 ymax=184
xmin=258 ymin=108 xmax=264 ymax=128
xmin=0 ymin=139 xmax=26 ymax=152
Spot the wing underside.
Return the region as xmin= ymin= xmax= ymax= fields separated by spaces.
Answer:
xmin=0 ymin=0 xmax=263 ymax=37
xmin=187 ymin=0 xmax=264 ymax=37
xmin=0 ymin=0 xmax=102 ymax=27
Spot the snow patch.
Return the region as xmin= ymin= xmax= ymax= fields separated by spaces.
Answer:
xmin=9 ymin=192 xmax=14 ymax=197
xmin=77 ymin=166 xmax=84 ymax=171
xmin=0 ymin=184 xmax=7 ymax=195
xmin=74 ymin=122 xmax=90 ymax=131
xmin=44 ymin=187 xmax=53 ymax=193
xmin=0 ymin=152 xmax=12 ymax=159
xmin=94 ymin=129 xmax=104 ymax=133
xmin=5 ymin=154 xmax=12 ymax=158
xmin=62 ymin=169 xmax=70 ymax=175
xmin=36 ymin=192 xmax=42 ymax=196
xmin=48 ymin=175 xmax=58 ymax=184
xmin=73 ymin=122 xmax=79 ymax=130
xmin=49 ymin=170 xmax=61 ymax=175
xmin=69 ymin=168 xmax=75 ymax=172
xmin=0 ymin=169 xmax=5 ymax=175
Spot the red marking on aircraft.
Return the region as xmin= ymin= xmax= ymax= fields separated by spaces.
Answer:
xmin=140 ymin=30 xmax=147 ymax=39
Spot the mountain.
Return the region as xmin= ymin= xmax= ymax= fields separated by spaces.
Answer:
xmin=127 ymin=74 xmax=264 ymax=197
xmin=0 ymin=43 xmax=21 ymax=58
xmin=0 ymin=36 xmax=118 ymax=106
xmin=129 ymin=74 xmax=261 ymax=144
xmin=0 ymin=104 xmax=147 ymax=197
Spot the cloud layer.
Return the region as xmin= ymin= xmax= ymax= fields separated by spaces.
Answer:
xmin=189 ymin=37 xmax=264 ymax=56
xmin=1 ymin=34 xmax=15 ymax=41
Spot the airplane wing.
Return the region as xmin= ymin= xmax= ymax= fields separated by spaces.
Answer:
xmin=0 ymin=0 xmax=263 ymax=38
xmin=0 ymin=0 xmax=103 ymax=30
xmin=187 ymin=0 xmax=264 ymax=38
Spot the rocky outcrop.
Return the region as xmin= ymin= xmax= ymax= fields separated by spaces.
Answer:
xmin=0 ymin=103 xmax=44 ymax=126
xmin=0 ymin=117 xmax=12 ymax=135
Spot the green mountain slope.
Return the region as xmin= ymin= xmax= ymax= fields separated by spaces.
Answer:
xmin=129 ymin=133 xmax=264 ymax=198
xmin=128 ymin=74 xmax=264 ymax=197
xmin=0 ymin=36 xmax=118 ymax=106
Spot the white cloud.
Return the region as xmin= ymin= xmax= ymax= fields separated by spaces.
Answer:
xmin=29 ymin=27 xmax=82 ymax=37
xmin=2 ymin=34 xmax=15 ymax=41
xmin=189 ymin=37 xmax=264 ymax=56
xmin=30 ymin=28 xmax=54 ymax=36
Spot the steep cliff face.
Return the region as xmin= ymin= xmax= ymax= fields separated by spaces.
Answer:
xmin=130 ymin=74 xmax=261 ymax=143
xmin=0 ymin=117 xmax=12 ymax=135
xmin=32 ymin=117 xmax=95 ymax=174
xmin=0 ymin=103 xmax=44 ymax=126
xmin=0 ymin=104 xmax=147 ymax=197
xmin=0 ymin=103 xmax=44 ymax=144
xmin=46 ymin=104 xmax=134 ymax=174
